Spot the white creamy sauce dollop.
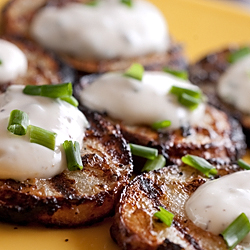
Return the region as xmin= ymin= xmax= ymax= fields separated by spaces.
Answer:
xmin=30 ymin=0 xmax=169 ymax=60
xmin=186 ymin=171 xmax=250 ymax=246
xmin=218 ymin=54 xmax=250 ymax=114
xmin=0 ymin=85 xmax=88 ymax=181
xmin=0 ymin=39 xmax=27 ymax=84
xmin=79 ymin=71 xmax=205 ymax=130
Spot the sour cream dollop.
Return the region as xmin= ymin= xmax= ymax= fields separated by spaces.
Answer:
xmin=30 ymin=0 xmax=169 ymax=60
xmin=0 ymin=39 xmax=27 ymax=84
xmin=185 ymin=171 xmax=250 ymax=246
xmin=0 ymin=85 xmax=88 ymax=181
xmin=79 ymin=71 xmax=205 ymax=130
xmin=218 ymin=54 xmax=250 ymax=114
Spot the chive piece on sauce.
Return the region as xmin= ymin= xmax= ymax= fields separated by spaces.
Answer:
xmin=154 ymin=206 xmax=174 ymax=227
xmin=228 ymin=47 xmax=250 ymax=64
xmin=169 ymin=85 xmax=202 ymax=110
xmin=7 ymin=109 xmax=29 ymax=136
xmin=237 ymin=159 xmax=250 ymax=170
xmin=141 ymin=155 xmax=166 ymax=172
xmin=23 ymin=83 xmax=77 ymax=106
xmin=181 ymin=154 xmax=218 ymax=177
xmin=60 ymin=95 xmax=79 ymax=107
xmin=121 ymin=0 xmax=133 ymax=7
xmin=163 ymin=67 xmax=188 ymax=80
xmin=221 ymin=213 xmax=250 ymax=250
xmin=129 ymin=143 xmax=158 ymax=160
xmin=124 ymin=63 xmax=144 ymax=81
xmin=178 ymin=92 xmax=200 ymax=110
xmin=29 ymin=125 xmax=57 ymax=151
xmin=151 ymin=120 xmax=171 ymax=130
xmin=169 ymin=85 xmax=202 ymax=99
xmin=63 ymin=140 xmax=83 ymax=171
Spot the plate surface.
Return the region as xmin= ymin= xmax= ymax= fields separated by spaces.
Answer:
xmin=0 ymin=0 xmax=250 ymax=249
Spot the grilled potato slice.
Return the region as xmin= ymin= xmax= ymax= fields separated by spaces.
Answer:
xmin=75 ymin=75 xmax=246 ymax=171
xmin=0 ymin=108 xmax=133 ymax=227
xmin=0 ymin=35 xmax=74 ymax=91
xmin=111 ymin=164 xmax=243 ymax=250
xmin=188 ymin=46 xmax=250 ymax=146
xmin=1 ymin=0 xmax=187 ymax=73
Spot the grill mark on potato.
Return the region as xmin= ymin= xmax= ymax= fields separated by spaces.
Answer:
xmin=50 ymin=173 xmax=78 ymax=198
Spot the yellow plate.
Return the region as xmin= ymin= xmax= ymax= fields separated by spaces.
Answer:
xmin=0 ymin=0 xmax=250 ymax=249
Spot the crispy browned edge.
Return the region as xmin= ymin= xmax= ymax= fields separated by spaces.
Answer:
xmin=0 ymin=107 xmax=133 ymax=227
xmin=188 ymin=45 xmax=250 ymax=146
xmin=110 ymin=164 xmax=243 ymax=250
xmin=1 ymin=0 xmax=187 ymax=73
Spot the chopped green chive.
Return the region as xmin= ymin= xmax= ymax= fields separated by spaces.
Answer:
xmin=169 ymin=85 xmax=202 ymax=110
xmin=29 ymin=125 xmax=57 ymax=150
xmin=7 ymin=109 xmax=29 ymax=136
xmin=181 ymin=154 xmax=217 ymax=177
xmin=178 ymin=93 xmax=200 ymax=110
xmin=124 ymin=63 xmax=144 ymax=81
xmin=228 ymin=47 xmax=250 ymax=63
xmin=59 ymin=96 xmax=79 ymax=107
xmin=151 ymin=120 xmax=171 ymax=130
xmin=237 ymin=159 xmax=250 ymax=170
xmin=221 ymin=213 xmax=250 ymax=250
xmin=154 ymin=206 xmax=174 ymax=227
xmin=0 ymin=59 xmax=2 ymax=65
xmin=23 ymin=83 xmax=77 ymax=106
xmin=23 ymin=85 xmax=42 ymax=96
xmin=129 ymin=143 xmax=158 ymax=160
xmin=141 ymin=155 xmax=166 ymax=172
xmin=121 ymin=0 xmax=133 ymax=7
xmin=170 ymin=85 xmax=202 ymax=99
xmin=163 ymin=67 xmax=188 ymax=80
xmin=63 ymin=140 xmax=83 ymax=171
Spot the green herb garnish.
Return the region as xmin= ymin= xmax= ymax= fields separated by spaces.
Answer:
xmin=169 ymin=85 xmax=203 ymax=110
xmin=151 ymin=120 xmax=171 ymax=130
xmin=221 ymin=213 xmax=250 ymax=250
xmin=29 ymin=125 xmax=57 ymax=150
xmin=178 ymin=92 xmax=200 ymax=110
xmin=163 ymin=67 xmax=188 ymax=80
xmin=181 ymin=154 xmax=217 ymax=177
xmin=129 ymin=143 xmax=158 ymax=160
xmin=0 ymin=59 xmax=2 ymax=65
xmin=63 ymin=140 xmax=83 ymax=171
xmin=23 ymin=83 xmax=78 ymax=107
xmin=154 ymin=206 xmax=174 ymax=227
xmin=7 ymin=109 xmax=29 ymax=136
xmin=121 ymin=0 xmax=133 ymax=7
xmin=237 ymin=159 xmax=250 ymax=170
xmin=228 ymin=47 xmax=250 ymax=63
xmin=124 ymin=63 xmax=144 ymax=81
xmin=141 ymin=155 xmax=166 ymax=172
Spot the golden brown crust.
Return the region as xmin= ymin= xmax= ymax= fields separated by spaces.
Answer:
xmin=0 ymin=35 xmax=74 ymax=92
xmin=0 ymin=108 xmax=133 ymax=227
xmin=2 ymin=0 xmax=187 ymax=73
xmin=110 ymin=164 xmax=243 ymax=250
